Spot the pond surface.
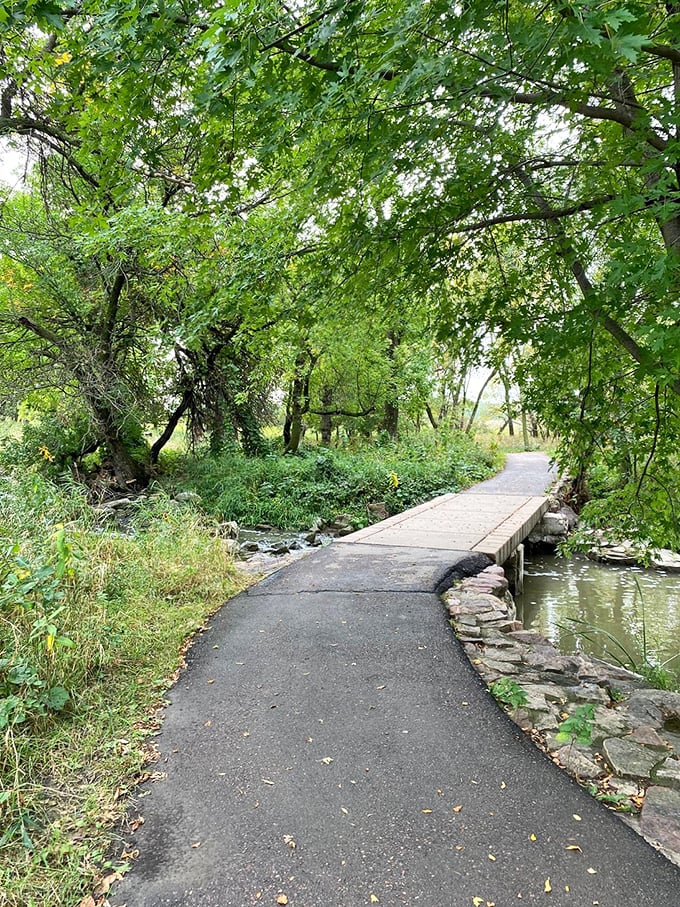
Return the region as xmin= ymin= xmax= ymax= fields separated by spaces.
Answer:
xmin=518 ymin=552 xmax=680 ymax=676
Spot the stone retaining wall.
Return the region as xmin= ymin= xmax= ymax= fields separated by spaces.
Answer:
xmin=443 ymin=565 xmax=680 ymax=866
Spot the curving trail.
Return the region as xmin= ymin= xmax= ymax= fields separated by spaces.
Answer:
xmin=111 ymin=453 xmax=680 ymax=907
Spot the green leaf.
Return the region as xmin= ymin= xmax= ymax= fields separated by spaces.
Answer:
xmin=46 ymin=685 xmax=70 ymax=711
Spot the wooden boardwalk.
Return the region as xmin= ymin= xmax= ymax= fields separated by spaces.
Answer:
xmin=345 ymin=491 xmax=549 ymax=566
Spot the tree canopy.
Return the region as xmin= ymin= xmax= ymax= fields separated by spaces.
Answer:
xmin=3 ymin=0 xmax=680 ymax=541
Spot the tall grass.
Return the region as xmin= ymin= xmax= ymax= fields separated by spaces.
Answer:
xmin=0 ymin=471 xmax=248 ymax=906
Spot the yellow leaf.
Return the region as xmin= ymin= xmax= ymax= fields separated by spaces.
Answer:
xmin=529 ymin=834 xmax=537 ymax=842
xmin=453 ymin=805 xmax=463 ymax=813
xmin=564 ymin=886 xmax=570 ymax=892
xmin=54 ymin=51 xmax=72 ymax=65
xmin=500 ymin=782 xmax=506 ymax=789
xmin=572 ymin=814 xmax=582 ymax=821
xmin=422 ymin=809 xmax=433 ymax=814
xmin=341 ymin=807 xmax=349 ymax=815
xmin=370 ymin=896 xmax=379 ymax=904
xmin=566 ymin=845 xmax=582 ymax=852
xmin=191 ymin=842 xmax=201 ymax=848
xmin=544 ymin=878 xmax=552 ymax=893
xmin=488 ymin=854 xmax=496 ymax=861
xmin=276 ymin=896 xmax=289 ymax=905
xmin=320 ymin=757 xmax=334 ymax=765
xmin=587 ymin=867 xmax=597 ymax=874
xmin=472 ymin=899 xmax=484 ymax=907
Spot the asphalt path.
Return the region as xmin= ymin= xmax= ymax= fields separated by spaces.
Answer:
xmin=111 ymin=454 xmax=680 ymax=906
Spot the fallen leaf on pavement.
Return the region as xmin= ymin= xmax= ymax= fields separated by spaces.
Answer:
xmin=320 ymin=757 xmax=333 ymax=765
xmin=587 ymin=867 xmax=597 ymax=874
xmin=544 ymin=878 xmax=552 ymax=893
xmin=78 ymin=897 xmax=96 ymax=907
xmin=370 ymin=896 xmax=379 ymax=903
xmin=573 ymin=814 xmax=582 ymax=821
xmin=422 ymin=809 xmax=432 ymax=814
xmin=261 ymin=779 xmax=275 ymax=785
xmin=529 ymin=834 xmax=537 ymax=842
xmin=93 ymin=872 xmax=121 ymax=897
xmin=453 ymin=805 xmax=463 ymax=813
xmin=566 ymin=845 xmax=582 ymax=852
xmin=191 ymin=842 xmax=201 ymax=848
xmin=488 ymin=854 xmax=496 ymax=861
xmin=276 ymin=896 xmax=288 ymax=905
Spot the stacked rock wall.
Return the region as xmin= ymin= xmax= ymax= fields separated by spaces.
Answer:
xmin=443 ymin=565 xmax=680 ymax=866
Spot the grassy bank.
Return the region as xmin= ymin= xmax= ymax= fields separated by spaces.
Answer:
xmin=0 ymin=473 xmax=249 ymax=907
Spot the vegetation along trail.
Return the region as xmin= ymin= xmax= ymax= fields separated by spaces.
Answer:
xmin=5 ymin=1 xmax=680 ymax=902
xmin=110 ymin=455 xmax=680 ymax=906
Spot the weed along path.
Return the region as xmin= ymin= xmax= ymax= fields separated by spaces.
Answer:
xmin=111 ymin=454 xmax=680 ymax=907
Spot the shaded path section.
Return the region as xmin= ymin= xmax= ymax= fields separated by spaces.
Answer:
xmin=111 ymin=454 xmax=679 ymax=906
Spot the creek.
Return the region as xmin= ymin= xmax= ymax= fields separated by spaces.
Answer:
xmin=517 ymin=552 xmax=680 ymax=678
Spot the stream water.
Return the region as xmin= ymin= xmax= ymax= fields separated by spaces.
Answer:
xmin=518 ymin=552 xmax=680 ymax=677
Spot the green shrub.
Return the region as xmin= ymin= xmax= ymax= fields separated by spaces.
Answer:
xmin=176 ymin=431 xmax=498 ymax=530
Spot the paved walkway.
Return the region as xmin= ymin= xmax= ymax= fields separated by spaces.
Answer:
xmin=111 ymin=454 xmax=680 ymax=906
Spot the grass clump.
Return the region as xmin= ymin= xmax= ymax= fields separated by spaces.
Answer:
xmin=175 ymin=430 xmax=498 ymax=530
xmin=0 ymin=470 xmax=249 ymax=907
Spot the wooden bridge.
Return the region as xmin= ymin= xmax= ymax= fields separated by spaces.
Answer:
xmin=345 ymin=489 xmax=549 ymax=567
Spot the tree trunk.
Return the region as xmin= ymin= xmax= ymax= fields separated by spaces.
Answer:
xmin=381 ymin=331 xmax=401 ymax=439
xmin=320 ymin=386 xmax=333 ymax=446
xmin=151 ymin=392 xmax=191 ymax=464
xmin=103 ymin=425 xmax=150 ymax=487
xmin=501 ymin=375 xmax=514 ymax=436
xmin=465 ymin=369 xmax=496 ymax=434
xmin=521 ymin=409 xmax=530 ymax=452
xmin=284 ymin=350 xmax=316 ymax=453
xmin=425 ymin=402 xmax=439 ymax=430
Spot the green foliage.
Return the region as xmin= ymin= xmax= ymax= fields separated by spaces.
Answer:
xmin=489 ymin=677 xmax=529 ymax=711
xmin=556 ymin=704 xmax=596 ymax=747
xmin=0 ymin=468 xmax=247 ymax=901
xmin=0 ymin=410 xmax=99 ymax=476
xmin=176 ymin=432 xmax=497 ymax=530
xmin=585 ymin=782 xmax=632 ymax=812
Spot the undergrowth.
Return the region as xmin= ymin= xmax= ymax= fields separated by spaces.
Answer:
xmin=0 ymin=471 xmax=249 ymax=907
xmin=173 ymin=431 xmax=498 ymax=529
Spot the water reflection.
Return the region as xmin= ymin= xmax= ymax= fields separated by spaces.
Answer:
xmin=518 ymin=553 xmax=680 ymax=673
